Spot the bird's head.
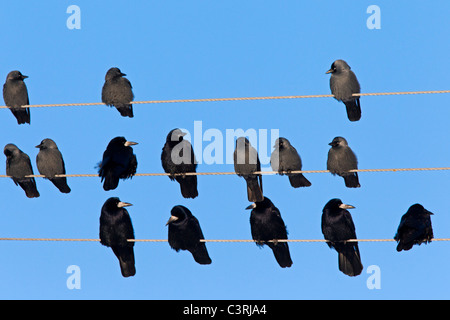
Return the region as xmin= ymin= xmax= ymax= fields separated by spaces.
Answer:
xmin=328 ymin=136 xmax=348 ymax=148
xmin=3 ymin=143 xmax=20 ymax=157
xmin=6 ymin=70 xmax=28 ymax=81
xmin=105 ymin=67 xmax=126 ymax=80
xmin=35 ymin=138 xmax=58 ymax=150
xmin=166 ymin=128 xmax=187 ymax=144
xmin=326 ymin=59 xmax=351 ymax=75
xmin=166 ymin=205 xmax=191 ymax=226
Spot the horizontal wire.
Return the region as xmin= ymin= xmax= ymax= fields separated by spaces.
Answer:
xmin=0 ymin=167 xmax=449 ymax=179
xmin=0 ymin=237 xmax=448 ymax=243
xmin=0 ymin=90 xmax=449 ymax=109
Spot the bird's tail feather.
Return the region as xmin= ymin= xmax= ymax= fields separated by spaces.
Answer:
xmin=103 ymin=170 xmax=120 ymax=191
xmin=9 ymin=108 xmax=30 ymax=125
xmin=112 ymin=246 xmax=136 ymax=278
xmin=288 ymin=174 xmax=312 ymax=188
xmin=115 ymin=104 xmax=134 ymax=118
xmin=246 ymin=177 xmax=263 ymax=202
xmin=344 ymin=99 xmax=361 ymax=122
xmin=50 ymin=177 xmax=71 ymax=194
xmin=396 ymin=241 xmax=414 ymax=252
xmin=269 ymin=242 xmax=293 ymax=268
xmin=18 ymin=178 xmax=40 ymax=198
xmin=191 ymin=243 xmax=212 ymax=265
xmin=338 ymin=245 xmax=363 ymax=277
xmin=343 ymin=173 xmax=360 ymax=188
xmin=178 ymin=176 xmax=198 ymax=199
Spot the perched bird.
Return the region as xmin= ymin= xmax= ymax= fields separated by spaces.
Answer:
xmin=3 ymin=70 xmax=31 ymax=124
xmin=327 ymin=136 xmax=360 ymax=188
xmin=101 ymin=67 xmax=134 ymax=118
xmin=99 ymin=197 xmax=136 ymax=277
xmin=394 ymin=204 xmax=434 ymax=252
xmin=98 ymin=136 xmax=138 ymax=191
xmin=4 ymin=144 xmax=39 ymax=198
xmin=326 ymin=59 xmax=361 ymax=122
xmin=321 ymin=198 xmax=363 ymax=277
xmin=246 ymin=197 xmax=292 ymax=268
xmin=233 ymin=137 xmax=263 ymax=202
xmin=35 ymin=138 xmax=71 ymax=193
xmin=161 ymin=129 xmax=198 ymax=199
xmin=166 ymin=205 xmax=212 ymax=265
xmin=270 ymin=137 xmax=311 ymax=188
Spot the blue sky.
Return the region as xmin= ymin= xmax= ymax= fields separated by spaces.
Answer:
xmin=0 ymin=1 xmax=449 ymax=300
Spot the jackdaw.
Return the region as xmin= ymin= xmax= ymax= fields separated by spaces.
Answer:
xmin=327 ymin=136 xmax=360 ymax=188
xmin=100 ymin=197 xmax=136 ymax=277
xmin=326 ymin=59 xmax=361 ymax=122
xmin=166 ymin=205 xmax=212 ymax=265
xmin=3 ymin=70 xmax=31 ymax=124
xmin=394 ymin=204 xmax=434 ymax=252
xmin=4 ymin=144 xmax=39 ymax=198
xmin=322 ymin=198 xmax=363 ymax=277
xmin=270 ymin=137 xmax=311 ymax=188
xmin=98 ymin=136 xmax=138 ymax=191
xmin=233 ymin=137 xmax=263 ymax=202
xmin=102 ymin=67 xmax=134 ymax=118
xmin=36 ymin=138 xmax=71 ymax=193
xmin=161 ymin=128 xmax=198 ymax=199
xmin=246 ymin=197 xmax=293 ymax=268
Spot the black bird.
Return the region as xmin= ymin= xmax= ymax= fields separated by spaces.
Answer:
xmin=161 ymin=129 xmax=198 ymax=199
xmin=321 ymin=198 xmax=363 ymax=277
xmin=326 ymin=59 xmax=361 ymax=122
xmin=270 ymin=137 xmax=311 ymax=188
xmin=234 ymin=137 xmax=263 ymax=202
xmin=166 ymin=205 xmax=212 ymax=265
xmin=98 ymin=136 xmax=138 ymax=191
xmin=3 ymin=70 xmax=31 ymax=124
xmin=36 ymin=138 xmax=71 ymax=194
xmin=101 ymin=67 xmax=134 ymax=118
xmin=100 ymin=197 xmax=136 ymax=277
xmin=246 ymin=197 xmax=293 ymax=268
xmin=4 ymin=144 xmax=39 ymax=198
xmin=394 ymin=204 xmax=434 ymax=252
xmin=327 ymin=136 xmax=360 ymax=188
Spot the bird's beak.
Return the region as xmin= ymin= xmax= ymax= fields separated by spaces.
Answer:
xmin=22 ymin=75 xmax=29 ymax=79
xmin=120 ymin=72 xmax=127 ymax=77
xmin=124 ymin=141 xmax=138 ymax=147
xmin=35 ymin=144 xmax=42 ymax=148
xmin=426 ymin=210 xmax=434 ymax=215
xmin=166 ymin=215 xmax=178 ymax=225
xmin=180 ymin=132 xmax=187 ymax=137
xmin=339 ymin=203 xmax=355 ymax=209
xmin=325 ymin=69 xmax=333 ymax=74
xmin=117 ymin=202 xmax=132 ymax=208
xmin=245 ymin=203 xmax=256 ymax=210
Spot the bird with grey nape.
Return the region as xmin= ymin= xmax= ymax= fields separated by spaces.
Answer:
xmin=102 ymin=67 xmax=134 ymax=118
xmin=36 ymin=138 xmax=71 ymax=193
xmin=327 ymin=136 xmax=360 ymax=188
xmin=233 ymin=137 xmax=263 ymax=202
xmin=270 ymin=137 xmax=311 ymax=188
xmin=326 ymin=59 xmax=361 ymax=122
xmin=3 ymin=70 xmax=31 ymax=125
xmin=161 ymin=128 xmax=198 ymax=199
xmin=4 ymin=143 xmax=39 ymax=198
